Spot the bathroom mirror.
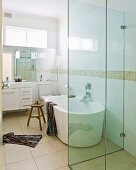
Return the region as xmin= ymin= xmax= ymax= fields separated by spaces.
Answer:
xmin=15 ymin=49 xmax=37 ymax=82
xmin=2 ymin=48 xmax=37 ymax=82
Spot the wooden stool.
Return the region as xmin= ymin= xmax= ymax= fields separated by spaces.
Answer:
xmin=27 ymin=101 xmax=46 ymax=131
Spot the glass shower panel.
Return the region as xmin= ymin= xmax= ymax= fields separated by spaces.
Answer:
xmin=106 ymin=7 xmax=125 ymax=154
xmin=106 ymin=1 xmax=136 ymax=169
xmin=68 ymin=0 xmax=106 ymax=169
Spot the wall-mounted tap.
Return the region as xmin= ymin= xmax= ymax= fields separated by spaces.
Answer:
xmin=86 ymin=83 xmax=91 ymax=90
xmin=81 ymin=83 xmax=92 ymax=102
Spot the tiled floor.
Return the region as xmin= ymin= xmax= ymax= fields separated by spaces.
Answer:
xmin=3 ymin=111 xmax=136 ymax=170
xmin=3 ymin=111 xmax=69 ymax=170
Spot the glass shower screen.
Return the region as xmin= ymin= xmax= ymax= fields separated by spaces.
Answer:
xmin=68 ymin=0 xmax=107 ymax=169
xmin=68 ymin=0 xmax=125 ymax=169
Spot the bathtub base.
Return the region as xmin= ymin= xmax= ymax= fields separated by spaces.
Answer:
xmin=68 ymin=131 xmax=102 ymax=147
xmin=41 ymin=95 xmax=105 ymax=148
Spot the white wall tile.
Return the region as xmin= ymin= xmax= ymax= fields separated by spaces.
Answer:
xmin=124 ymin=81 xmax=136 ymax=157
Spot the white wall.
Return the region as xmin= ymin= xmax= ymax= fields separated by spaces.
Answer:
xmin=58 ymin=6 xmax=68 ymax=94
xmin=124 ymin=0 xmax=136 ymax=157
xmin=3 ymin=12 xmax=59 ymax=31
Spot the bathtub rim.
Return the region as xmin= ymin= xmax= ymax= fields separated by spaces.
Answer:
xmin=41 ymin=95 xmax=105 ymax=115
xmin=54 ymin=105 xmax=105 ymax=115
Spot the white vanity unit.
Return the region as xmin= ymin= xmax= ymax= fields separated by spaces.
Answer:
xmin=2 ymin=81 xmax=58 ymax=112
xmin=2 ymin=82 xmax=32 ymax=111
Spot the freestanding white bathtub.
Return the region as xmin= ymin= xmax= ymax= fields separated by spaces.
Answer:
xmin=41 ymin=95 xmax=105 ymax=147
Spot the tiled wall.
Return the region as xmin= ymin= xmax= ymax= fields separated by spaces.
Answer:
xmin=124 ymin=0 xmax=136 ymax=157
xmin=36 ymin=49 xmax=58 ymax=81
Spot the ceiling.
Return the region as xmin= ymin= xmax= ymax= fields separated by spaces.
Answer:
xmin=3 ymin=0 xmax=67 ymax=18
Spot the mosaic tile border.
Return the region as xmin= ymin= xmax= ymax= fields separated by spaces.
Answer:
xmin=58 ymin=69 xmax=124 ymax=80
xmin=37 ymin=69 xmax=136 ymax=81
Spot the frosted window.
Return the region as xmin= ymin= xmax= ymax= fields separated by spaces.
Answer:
xmin=82 ymin=39 xmax=93 ymax=50
xmin=69 ymin=36 xmax=98 ymax=51
xmin=69 ymin=37 xmax=81 ymax=50
xmin=5 ymin=27 xmax=26 ymax=46
xmin=27 ymin=30 xmax=47 ymax=48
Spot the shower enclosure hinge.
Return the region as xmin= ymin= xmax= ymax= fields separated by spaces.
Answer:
xmin=120 ymin=25 xmax=126 ymax=29
xmin=120 ymin=133 xmax=126 ymax=137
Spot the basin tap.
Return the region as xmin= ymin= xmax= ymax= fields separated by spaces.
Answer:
xmin=81 ymin=91 xmax=92 ymax=102
xmin=2 ymin=82 xmax=10 ymax=89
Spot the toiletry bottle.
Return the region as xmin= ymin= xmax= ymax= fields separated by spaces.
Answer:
xmin=40 ymin=75 xmax=43 ymax=81
xmin=15 ymin=76 xmax=18 ymax=82
xmin=6 ymin=77 xmax=9 ymax=82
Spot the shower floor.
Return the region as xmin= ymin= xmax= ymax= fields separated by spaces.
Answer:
xmin=70 ymin=150 xmax=136 ymax=170
xmin=69 ymin=137 xmax=122 ymax=165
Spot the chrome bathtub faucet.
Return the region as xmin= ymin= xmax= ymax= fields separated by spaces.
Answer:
xmin=80 ymin=83 xmax=92 ymax=102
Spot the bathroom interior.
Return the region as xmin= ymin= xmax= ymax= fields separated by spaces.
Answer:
xmin=1 ymin=0 xmax=136 ymax=170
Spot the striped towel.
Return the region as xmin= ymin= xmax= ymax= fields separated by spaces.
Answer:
xmin=46 ymin=102 xmax=57 ymax=136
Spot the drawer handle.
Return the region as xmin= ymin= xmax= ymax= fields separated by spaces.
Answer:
xmin=22 ymin=91 xmax=31 ymax=93
xmin=22 ymin=98 xmax=31 ymax=100
xmin=3 ymin=92 xmax=15 ymax=94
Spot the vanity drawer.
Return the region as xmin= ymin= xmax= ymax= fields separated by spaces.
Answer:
xmin=21 ymin=87 xmax=32 ymax=93
xmin=20 ymin=98 xmax=32 ymax=109
xmin=21 ymin=93 xmax=32 ymax=98
xmin=21 ymin=98 xmax=32 ymax=105
xmin=2 ymin=88 xmax=20 ymax=111
xmin=2 ymin=86 xmax=33 ymax=111
xmin=21 ymin=88 xmax=32 ymax=98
